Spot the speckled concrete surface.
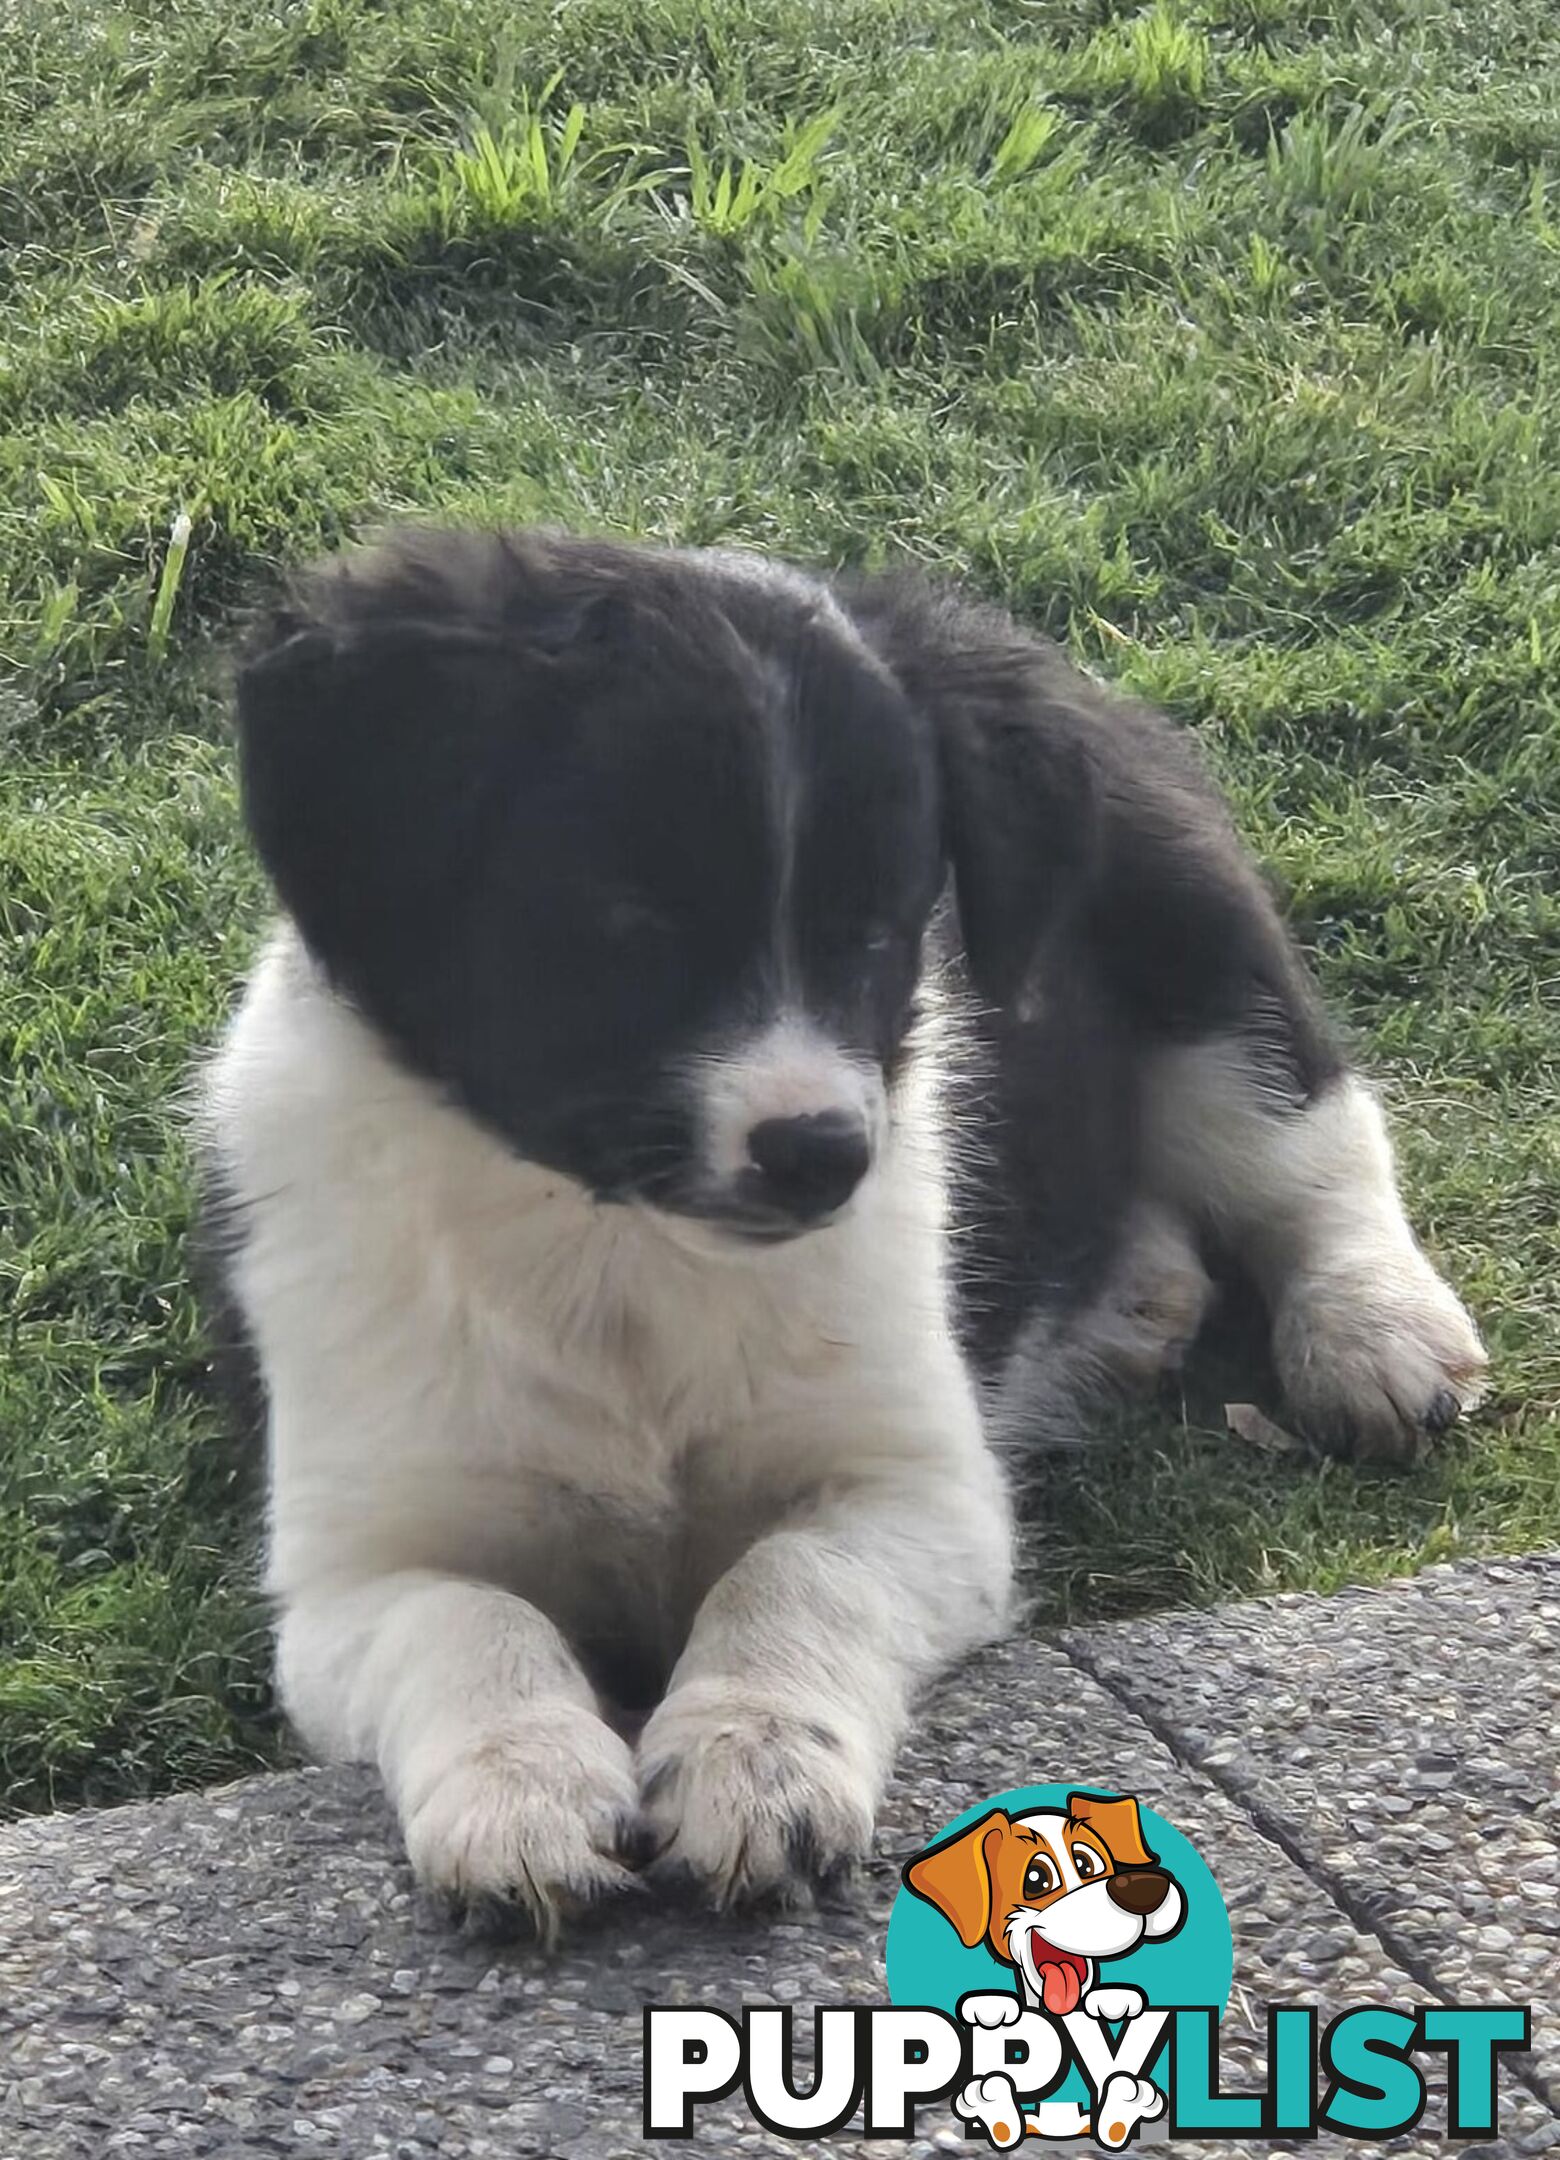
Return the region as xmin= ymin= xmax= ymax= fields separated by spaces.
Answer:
xmin=1064 ymin=1552 xmax=1560 ymax=2117
xmin=2 ymin=1559 xmax=1556 ymax=2157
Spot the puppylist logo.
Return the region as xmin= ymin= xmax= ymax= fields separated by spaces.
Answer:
xmin=644 ymin=1784 xmax=1531 ymax=2147
xmin=894 ymin=1787 xmax=1202 ymax=2146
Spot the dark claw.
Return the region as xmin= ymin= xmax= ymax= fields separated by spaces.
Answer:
xmin=784 ymin=1813 xmax=865 ymax=1896
xmin=812 ymin=1851 xmax=867 ymax=1911
xmin=453 ymin=1887 xmax=543 ymax=1943
xmin=1423 ymin=1386 xmax=1462 ymax=1435
xmin=784 ymin=1813 xmax=826 ymax=1878
xmin=614 ymin=1811 xmax=661 ymax=1871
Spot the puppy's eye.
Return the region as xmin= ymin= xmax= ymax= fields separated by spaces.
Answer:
xmin=1022 ymin=1855 xmax=1057 ymax=1898
xmin=1071 ymin=1844 xmax=1105 ymax=1880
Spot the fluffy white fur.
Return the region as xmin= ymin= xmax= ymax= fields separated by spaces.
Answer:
xmin=203 ymin=930 xmax=1013 ymax=1922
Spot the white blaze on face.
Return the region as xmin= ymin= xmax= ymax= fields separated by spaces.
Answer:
xmin=693 ymin=1012 xmax=885 ymax=1188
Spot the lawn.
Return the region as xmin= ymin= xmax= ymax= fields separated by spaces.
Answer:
xmin=3 ymin=0 xmax=1558 ymax=1817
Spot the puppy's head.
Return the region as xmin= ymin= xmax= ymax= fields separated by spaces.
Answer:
xmin=905 ymin=1794 xmax=1184 ymax=2014
xmin=236 ymin=529 xmax=943 ymax=1240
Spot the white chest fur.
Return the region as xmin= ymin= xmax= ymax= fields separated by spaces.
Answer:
xmin=201 ymin=932 xmax=974 ymax=1641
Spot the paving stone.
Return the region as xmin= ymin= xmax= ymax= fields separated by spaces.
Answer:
xmin=1 ymin=1561 xmax=1554 ymax=2155
xmin=1065 ymin=1551 xmax=1560 ymax=2113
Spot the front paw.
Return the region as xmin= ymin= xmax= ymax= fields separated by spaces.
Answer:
xmin=401 ymin=1702 xmax=640 ymax=1937
xmin=1273 ymin=1245 xmax=1487 ymax=1464
xmin=638 ymin=1682 xmax=875 ymax=1906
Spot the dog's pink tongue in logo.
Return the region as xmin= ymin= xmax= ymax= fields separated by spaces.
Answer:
xmin=1033 ymin=1941 xmax=1086 ymax=2015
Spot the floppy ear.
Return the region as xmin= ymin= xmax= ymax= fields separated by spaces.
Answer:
xmin=1067 ymin=1791 xmax=1158 ymax=1870
xmin=934 ymin=657 xmax=1102 ymax=1011
xmin=903 ymin=1810 xmax=1009 ymax=1948
xmin=235 ymin=529 xmax=619 ymax=991
xmin=836 ymin=572 xmax=1100 ymax=1010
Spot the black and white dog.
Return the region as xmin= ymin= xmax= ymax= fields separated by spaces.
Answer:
xmin=203 ymin=528 xmax=1484 ymax=1925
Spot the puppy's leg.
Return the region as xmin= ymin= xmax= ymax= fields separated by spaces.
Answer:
xmin=639 ymin=1423 xmax=1012 ymax=1903
xmin=1060 ymin=1200 xmax=1214 ymax=1392
xmin=278 ymin=1568 xmax=639 ymax=1932
xmin=1144 ymin=1044 xmax=1486 ymax=1461
xmin=991 ymin=1199 xmax=1214 ymax=1445
xmin=1072 ymin=738 xmax=1487 ymax=1458
xmin=850 ymin=577 xmax=1485 ymax=1461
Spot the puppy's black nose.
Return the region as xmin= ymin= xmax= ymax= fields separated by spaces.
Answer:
xmin=746 ymin=1111 xmax=870 ymax=1221
xmin=1107 ymin=1869 xmax=1171 ymax=1916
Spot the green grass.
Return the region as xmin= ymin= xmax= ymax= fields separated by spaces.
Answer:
xmin=3 ymin=0 xmax=1558 ymax=1816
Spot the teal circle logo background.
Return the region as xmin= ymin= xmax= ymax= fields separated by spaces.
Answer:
xmin=885 ymin=1787 xmax=1233 ymax=2103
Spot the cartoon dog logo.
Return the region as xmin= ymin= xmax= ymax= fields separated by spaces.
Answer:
xmin=904 ymin=1791 xmax=1185 ymax=2149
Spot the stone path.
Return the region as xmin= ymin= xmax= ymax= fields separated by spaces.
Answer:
xmin=2 ymin=1555 xmax=1555 ymax=2158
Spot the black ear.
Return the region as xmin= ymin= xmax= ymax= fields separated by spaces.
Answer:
xmin=934 ymin=655 xmax=1101 ymax=1010
xmin=233 ymin=529 xmax=620 ymax=1003
xmin=236 ymin=612 xmax=496 ymax=992
xmin=838 ymin=574 xmax=1100 ymax=1010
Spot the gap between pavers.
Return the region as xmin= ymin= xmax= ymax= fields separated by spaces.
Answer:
xmin=0 ymin=1560 xmax=1554 ymax=2159
xmin=1063 ymin=1551 xmax=1560 ymax=2119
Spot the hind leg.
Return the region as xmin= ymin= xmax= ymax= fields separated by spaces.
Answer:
xmin=1064 ymin=1198 xmax=1214 ymax=1391
xmin=1144 ymin=1041 xmax=1486 ymax=1462
xmin=990 ymin=1198 xmax=1214 ymax=1444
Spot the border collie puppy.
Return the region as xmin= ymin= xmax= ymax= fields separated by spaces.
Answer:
xmin=202 ymin=528 xmax=1484 ymax=1925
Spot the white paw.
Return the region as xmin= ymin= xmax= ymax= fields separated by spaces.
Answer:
xmin=960 ymin=1990 xmax=1025 ymax=2030
xmin=958 ymin=2072 xmax=1027 ymax=2150
xmin=1093 ymin=2073 xmax=1165 ymax=2148
xmin=638 ymin=1682 xmax=875 ymax=1905
xmin=1273 ymin=1242 xmax=1487 ymax=1462
xmin=1083 ymin=1984 xmax=1146 ymax=2022
xmin=400 ymin=1703 xmax=639 ymax=1933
